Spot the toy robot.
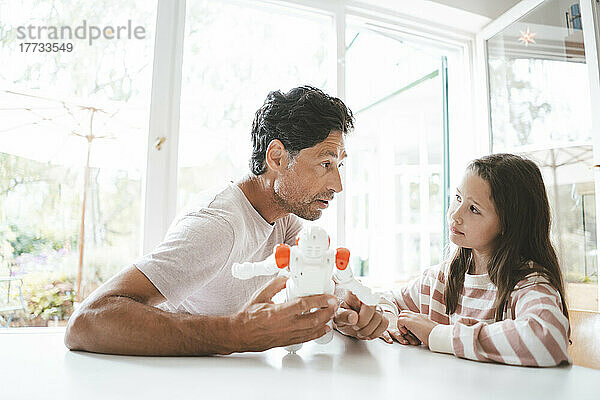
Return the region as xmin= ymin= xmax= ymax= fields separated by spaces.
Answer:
xmin=231 ymin=225 xmax=380 ymax=352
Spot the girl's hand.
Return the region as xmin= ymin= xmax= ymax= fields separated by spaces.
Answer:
xmin=380 ymin=312 xmax=423 ymax=345
xmin=397 ymin=311 xmax=439 ymax=347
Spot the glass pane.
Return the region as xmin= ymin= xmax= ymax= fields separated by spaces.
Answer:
xmin=0 ymin=1 xmax=157 ymax=326
xmin=487 ymin=0 xmax=598 ymax=310
xmin=394 ymin=234 xmax=404 ymax=277
xmin=429 ymin=173 xmax=443 ymax=225
xmin=394 ymin=234 xmax=421 ymax=279
xmin=395 ymin=175 xmax=403 ymax=224
xmin=409 ymin=178 xmax=420 ymax=224
xmin=345 ymin=19 xmax=446 ymax=283
xmin=430 ymin=233 xmax=443 ymax=266
xmin=394 ymin=135 xmax=420 ymax=165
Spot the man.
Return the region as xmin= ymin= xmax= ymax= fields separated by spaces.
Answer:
xmin=65 ymin=86 xmax=388 ymax=355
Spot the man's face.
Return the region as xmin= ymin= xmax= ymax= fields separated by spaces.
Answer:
xmin=274 ymin=130 xmax=346 ymax=220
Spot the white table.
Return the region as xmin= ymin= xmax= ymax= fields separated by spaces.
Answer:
xmin=1 ymin=328 xmax=599 ymax=399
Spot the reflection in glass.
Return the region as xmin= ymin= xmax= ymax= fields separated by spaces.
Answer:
xmin=487 ymin=0 xmax=597 ymax=310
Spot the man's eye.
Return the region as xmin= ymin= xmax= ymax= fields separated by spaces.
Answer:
xmin=470 ymin=205 xmax=480 ymax=214
xmin=321 ymin=162 xmax=331 ymax=168
xmin=338 ymin=161 xmax=345 ymax=168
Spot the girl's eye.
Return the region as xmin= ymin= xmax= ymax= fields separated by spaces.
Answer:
xmin=455 ymin=194 xmax=461 ymax=202
xmin=338 ymin=161 xmax=344 ymax=168
xmin=470 ymin=205 xmax=480 ymax=214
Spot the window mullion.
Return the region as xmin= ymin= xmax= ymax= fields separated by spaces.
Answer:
xmin=142 ymin=0 xmax=186 ymax=254
xmin=335 ymin=0 xmax=347 ymax=247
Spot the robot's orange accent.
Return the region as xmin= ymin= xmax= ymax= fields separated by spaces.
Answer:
xmin=275 ymin=244 xmax=291 ymax=269
xmin=335 ymin=248 xmax=350 ymax=270
xmin=296 ymin=237 xmax=299 ymax=246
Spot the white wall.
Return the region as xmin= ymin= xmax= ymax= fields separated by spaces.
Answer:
xmin=427 ymin=0 xmax=522 ymax=19
xmin=356 ymin=0 xmax=491 ymax=32
xmin=359 ymin=0 xmax=524 ymax=31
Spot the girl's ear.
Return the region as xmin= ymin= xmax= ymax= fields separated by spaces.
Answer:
xmin=265 ymin=139 xmax=289 ymax=172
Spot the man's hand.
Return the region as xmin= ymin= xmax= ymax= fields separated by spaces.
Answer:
xmin=333 ymin=291 xmax=388 ymax=340
xmin=397 ymin=310 xmax=439 ymax=347
xmin=231 ymin=276 xmax=338 ymax=352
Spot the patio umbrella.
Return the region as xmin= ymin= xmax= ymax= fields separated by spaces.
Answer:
xmin=0 ymin=90 xmax=145 ymax=169
xmin=0 ymin=89 xmax=147 ymax=301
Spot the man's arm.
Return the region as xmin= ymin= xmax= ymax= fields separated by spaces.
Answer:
xmin=65 ymin=267 xmax=337 ymax=355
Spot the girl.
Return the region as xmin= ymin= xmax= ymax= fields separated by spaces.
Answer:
xmin=379 ymin=153 xmax=570 ymax=367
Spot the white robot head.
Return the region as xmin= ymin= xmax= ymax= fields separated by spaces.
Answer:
xmin=297 ymin=226 xmax=329 ymax=258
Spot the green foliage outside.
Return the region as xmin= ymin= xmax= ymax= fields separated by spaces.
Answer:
xmin=23 ymin=272 xmax=75 ymax=320
xmin=0 ymin=153 xmax=141 ymax=326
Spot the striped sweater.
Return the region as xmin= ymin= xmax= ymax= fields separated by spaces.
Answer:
xmin=379 ymin=263 xmax=571 ymax=367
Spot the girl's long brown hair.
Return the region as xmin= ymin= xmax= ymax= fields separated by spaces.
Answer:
xmin=444 ymin=154 xmax=569 ymax=322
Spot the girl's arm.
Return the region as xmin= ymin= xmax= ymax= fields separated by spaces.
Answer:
xmin=379 ymin=277 xmax=424 ymax=344
xmin=429 ymin=280 xmax=570 ymax=367
xmin=380 ymin=266 xmax=448 ymax=317
xmin=379 ymin=273 xmax=424 ymax=317
xmin=380 ymin=267 xmax=449 ymax=345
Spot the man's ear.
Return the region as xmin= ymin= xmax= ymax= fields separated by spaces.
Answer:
xmin=265 ymin=139 xmax=289 ymax=172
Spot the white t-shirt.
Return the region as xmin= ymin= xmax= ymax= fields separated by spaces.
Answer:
xmin=135 ymin=183 xmax=303 ymax=316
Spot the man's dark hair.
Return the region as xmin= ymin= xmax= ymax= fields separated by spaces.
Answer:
xmin=250 ymin=86 xmax=354 ymax=175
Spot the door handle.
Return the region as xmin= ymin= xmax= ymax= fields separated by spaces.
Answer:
xmin=154 ymin=136 xmax=166 ymax=151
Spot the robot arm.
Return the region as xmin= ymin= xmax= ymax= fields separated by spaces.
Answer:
xmin=332 ymin=248 xmax=380 ymax=306
xmin=231 ymin=244 xmax=290 ymax=280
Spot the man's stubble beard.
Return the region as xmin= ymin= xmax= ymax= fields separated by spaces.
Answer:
xmin=273 ymin=188 xmax=322 ymax=221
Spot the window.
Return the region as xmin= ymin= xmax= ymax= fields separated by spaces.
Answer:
xmin=0 ymin=0 xmax=157 ymax=326
xmin=343 ymin=18 xmax=452 ymax=286
xmin=486 ymin=0 xmax=598 ymax=310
